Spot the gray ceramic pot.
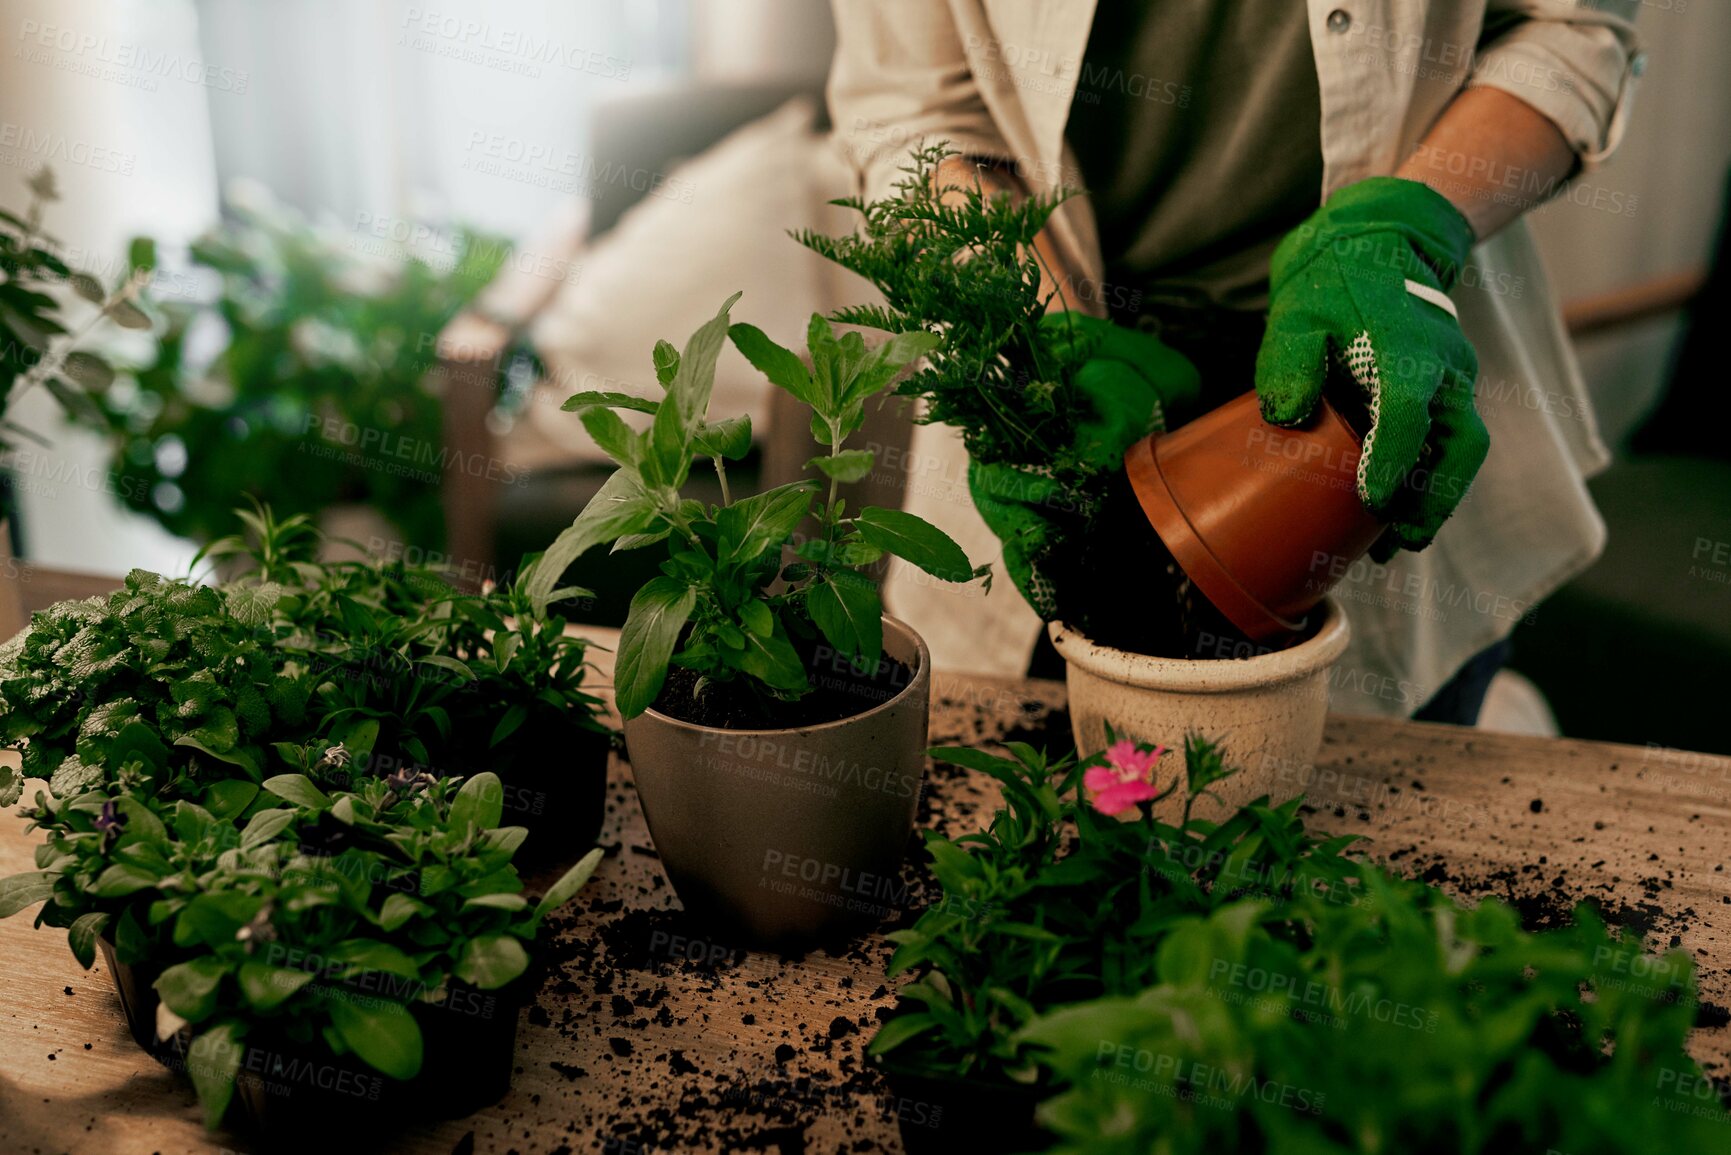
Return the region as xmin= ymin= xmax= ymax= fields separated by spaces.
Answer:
xmin=622 ymin=616 xmax=930 ymax=950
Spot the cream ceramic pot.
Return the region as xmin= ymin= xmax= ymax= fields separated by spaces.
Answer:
xmin=621 ymin=617 xmax=930 ymax=951
xmin=1049 ymin=599 xmax=1350 ymax=820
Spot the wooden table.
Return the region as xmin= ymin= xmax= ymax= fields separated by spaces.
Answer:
xmin=4 ymin=658 xmax=1730 ymax=1154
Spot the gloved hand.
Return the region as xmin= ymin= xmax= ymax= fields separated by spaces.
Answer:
xmin=970 ymin=313 xmax=1199 ymax=615
xmin=1040 ymin=311 xmax=1201 ymax=471
xmin=1255 ymin=176 xmax=1487 ymax=552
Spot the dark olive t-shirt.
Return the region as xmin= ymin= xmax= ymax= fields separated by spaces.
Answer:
xmin=1065 ymin=2 xmax=1326 ymax=311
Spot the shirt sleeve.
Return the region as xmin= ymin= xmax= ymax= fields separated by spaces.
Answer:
xmin=827 ymin=0 xmax=1014 ymax=199
xmin=1470 ymin=0 xmax=1644 ymax=170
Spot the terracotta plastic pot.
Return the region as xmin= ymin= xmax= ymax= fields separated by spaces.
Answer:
xmin=1050 ymin=599 xmax=1350 ymax=819
xmin=1124 ymin=391 xmax=1383 ymax=642
xmin=621 ymin=617 xmax=930 ymax=951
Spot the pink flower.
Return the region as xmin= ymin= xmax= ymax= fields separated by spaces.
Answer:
xmin=1084 ymin=740 xmax=1168 ymax=816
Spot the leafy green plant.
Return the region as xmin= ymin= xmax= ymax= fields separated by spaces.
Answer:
xmin=875 ymin=738 xmax=1364 ymax=1082
xmin=84 ymin=190 xmax=513 ymax=546
xmin=526 ymin=293 xmax=982 ymax=721
xmin=873 ymin=736 xmax=1731 ymax=1154
xmin=199 ymin=502 xmax=608 ymax=782
xmin=793 ymin=145 xmax=1093 ymax=473
xmin=793 ymin=145 xmax=1198 ymax=631
xmin=1021 ymin=882 xmax=1723 ymax=1154
xmin=149 ymin=770 xmax=602 ymax=1127
xmin=0 ymin=567 xmax=311 ymax=814
xmin=0 ymin=166 xmax=150 ymax=459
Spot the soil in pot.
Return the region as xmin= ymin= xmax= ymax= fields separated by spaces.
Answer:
xmin=652 ymin=641 xmax=915 ymax=730
xmin=1061 ymin=468 xmax=1283 ymax=661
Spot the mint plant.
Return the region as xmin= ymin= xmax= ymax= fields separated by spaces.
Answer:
xmin=526 ymin=294 xmax=982 ymax=721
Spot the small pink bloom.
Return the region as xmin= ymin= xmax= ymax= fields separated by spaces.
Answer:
xmin=1085 ymin=740 xmax=1168 ymax=816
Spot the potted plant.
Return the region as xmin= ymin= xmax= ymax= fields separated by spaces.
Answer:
xmin=526 ymin=293 xmax=981 ymax=948
xmin=74 ymin=188 xmax=514 ymax=550
xmin=145 ymin=769 xmax=602 ymax=1137
xmin=870 ymin=735 xmax=1361 ymax=1152
xmin=203 ymin=503 xmax=616 ymax=864
xmin=797 ymin=145 xmax=1362 ymax=800
xmin=1018 ymin=857 xmax=1725 ymax=1153
xmin=0 ymin=166 xmax=152 ymax=630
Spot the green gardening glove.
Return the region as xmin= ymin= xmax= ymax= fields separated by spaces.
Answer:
xmin=1040 ymin=312 xmax=1202 ymax=471
xmin=1255 ymin=176 xmax=1487 ymax=552
xmin=970 ymin=315 xmax=1200 ymax=615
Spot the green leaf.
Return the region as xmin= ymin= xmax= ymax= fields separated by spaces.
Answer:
xmin=868 ymin=1012 xmax=940 ymax=1056
xmin=378 ymin=893 xmax=430 ymax=932
xmin=651 ymin=338 xmax=680 ymax=387
xmin=694 ymin=414 xmax=752 ymax=461
xmin=807 ymin=570 xmax=883 ymax=668
xmin=417 ymin=653 xmax=477 ymax=682
xmin=48 ymin=754 xmax=101 ymax=798
xmin=736 ymin=621 xmax=810 ymax=694
xmin=449 ymin=771 xmax=505 ymax=833
xmin=224 ymin=581 xmax=282 ymax=626
xmin=203 ymin=779 xmax=261 ymax=821
xmin=535 ymin=846 xmax=606 ymax=921
xmin=238 ymin=962 xmax=314 ymax=1011
xmin=0 ymin=872 xmax=57 ymax=918
xmin=327 ymin=939 xmax=423 ymax=980
xmin=580 ymin=405 xmax=640 ymax=465
xmin=61 ymin=350 xmax=114 ymax=390
xmin=155 ymin=956 xmax=229 ymax=1021
xmin=526 ymin=470 xmax=657 ymax=615
xmin=104 ymin=298 xmax=152 ymax=330
xmin=729 ymin=321 xmax=815 ymax=407
xmin=455 ymin=933 xmax=531 ymax=989
xmin=715 ymin=481 xmax=815 ymax=565
xmin=239 ymin=807 xmax=295 ymax=849
xmin=329 ymin=998 xmax=423 ymax=1080
xmin=45 ymin=376 xmax=103 ymax=423
xmin=89 ymin=863 xmax=161 ymax=897
xmin=490 ymin=702 xmax=529 ymax=748
xmin=854 ymin=507 xmax=973 ymax=582
xmin=67 ymin=273 xmax=105 ymax=304
xmin=68 ymin=912 xmax=109 ymax=969
xmin=807 ymin=449 xmax=876 ymax=483
xmin=262 ymin=774 xmax=330 ymax=810
xmin=464 ymin=893 xmax=530 ymax=911
xmin=561 ymin=390 xmax=659 ymax=415
xmin=614 ymin=578 xmax=697 ymax=719
xmin=174 ymin=735 xmax=261 ymax=780
xmin=739 ymin=598 xmax=775 ymax=638
xmin=668 ymin=292 xmax=742 ymax=433
xmin=494 ymin=632 xmax=521 ymax=673
xmin=186 ymin=1020 xmax=244 ymax=1130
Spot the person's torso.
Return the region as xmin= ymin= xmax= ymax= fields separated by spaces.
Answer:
xmin=1063 ymin=1 xmax=1325 ymax=313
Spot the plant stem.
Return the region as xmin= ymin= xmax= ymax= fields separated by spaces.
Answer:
xmin=713 ymin=456 xmax=731 ymax=506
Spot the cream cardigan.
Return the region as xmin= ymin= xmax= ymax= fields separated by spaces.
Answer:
xmin=827 ymin=0 xmax=1643 ymax=717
